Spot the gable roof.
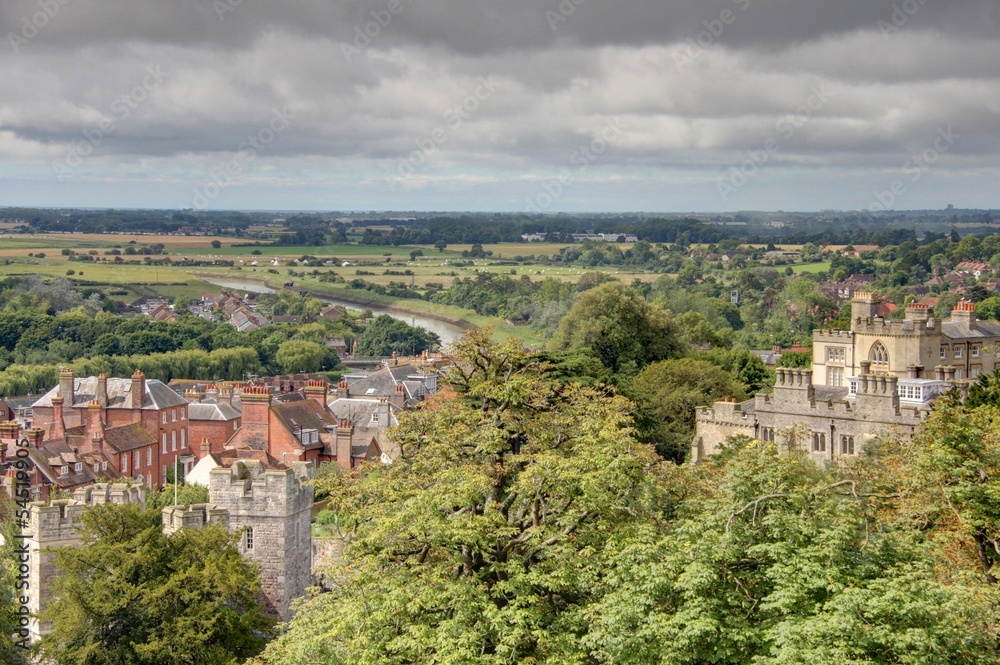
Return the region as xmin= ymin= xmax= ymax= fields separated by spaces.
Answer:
xmin=33 ymin=377 xmax=188 ymax=410
xmin=188 ymin=402 xmax=241 ymax=422
xmin=104 ymin=422 xmax=157 ymax=453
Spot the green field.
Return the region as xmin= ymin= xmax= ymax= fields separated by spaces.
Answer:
xmin=792 ymin=261 xmax=832 ymax=274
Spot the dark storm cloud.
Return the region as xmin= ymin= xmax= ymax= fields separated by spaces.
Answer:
xmin=0 ymin=0 xmax=997 ymax=210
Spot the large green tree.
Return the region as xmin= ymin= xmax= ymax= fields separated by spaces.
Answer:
xmin=39 ymin=502 xmax=273 ymax=664
xmin=257 ymin=332 xmax=665 ymax=664
xmin=354 ymin=314 xmax=440 ymax=357
xmin=274 ymin=339 xmax=327 ymax=374
xmin=550 ymin=281 xmax=684 ymax=375
xmin=628 ymin=358 xmax=748 ymax=462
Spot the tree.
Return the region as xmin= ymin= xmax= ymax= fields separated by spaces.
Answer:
xmin=210 ymin=240 xmax=222 ymax=249
xmin=628 ymin=358 xmax=747 ymax=462
xmin=354 ymin=315 xmax=439 ymax=357
xmin=256 ymin=332 xmax=665 ymax=664
xmin=434 ymin=239 xmax=447 ymax=252
xmin=550 ymin=281 xmax=684 ymax=376
xmin=274 ymin=339 xmax=326 ymax=373
xmin=39 ymin=502 xmax=273 ymax=664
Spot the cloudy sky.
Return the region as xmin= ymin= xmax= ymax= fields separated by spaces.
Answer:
xmin=1 ymin=0 xmax=998 ymax=212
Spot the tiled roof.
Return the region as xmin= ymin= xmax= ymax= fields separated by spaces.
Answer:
xmin=188 ymin=403 xmax=241 ymax=422
xmin=104 ymin=422 xmax=157 ymax=453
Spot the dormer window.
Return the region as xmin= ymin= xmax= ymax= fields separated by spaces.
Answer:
xmin=75 ymin=462 xmax=82 ymax=473
xmin=60 ymin=466 xmax=68 ymax=477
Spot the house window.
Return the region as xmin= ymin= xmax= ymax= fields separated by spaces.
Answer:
xmin=956 ymin=368 xmax=964 ymax=379
xmin=940 ymin=347 xmax=948 ymax=359
xmin=245 ymin=527 xmax=254 ymax=551
xmin=146 ymin=448 xmax=152 ymax=466
xmin=841 ymin=435 xmax=855 ymax=455
xmin=162 ymin=434 xmax=167 ymax=454
xmin=102 ymin=461 xmax=107 ymax=471
xmin=233 ymin=421 xmax=238 ymax=431
xmin=60 ymin=466 xmax=68 ymax=477
xmin=171 ymin=431 xmax=176 ymax=451
xmin=162 ymin=413 xmax=167 ymax=424
xmin=172 ymin=409 xmax=177 ymax=422
xmin=870 ymin=342 xmax=889 ymax=368
xmin=74 ymin=462 xmax=82 ymax=473
xmin=134 ymin=451 xmax=141 ymax=469
xmin=972 ymin=346 xmax=981 ymax=358
xmin=829 ymin=367 xmax=845 ymax=387
xmin=180 ymin=409 xmax=186 ymax=421
xmin=181 ymin=430 xmax=186 ymax=450
xmin=972 ymin=367 xmax=982 ymax=379
xmin=121 ymin=454 xmax=128 ymax=473
xmin=371 ymin=413 xmax=380 ymax=424
xmin=812 ymin=432 xmax=826 ymax=453
xmin=955 ymin=346 xmax=963 ymax=359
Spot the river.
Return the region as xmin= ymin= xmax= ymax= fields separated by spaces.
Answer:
xmin=205 ymin=279 xmax=469 ymax=346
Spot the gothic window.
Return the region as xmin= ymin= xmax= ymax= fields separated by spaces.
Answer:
xmin=870 ymin=342 xmax=889 ymax=368
xmin=841 ymin=435 xmax=855 ymax=455
xmin=812 ymin=432 xmax=826 ymax=453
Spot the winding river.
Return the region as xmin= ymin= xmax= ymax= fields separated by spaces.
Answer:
xmin=205 ymin=279 xmax=469 ymax=346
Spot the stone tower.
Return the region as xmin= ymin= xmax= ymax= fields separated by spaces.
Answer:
xmin=206 ymin=461 xmax=314 ymax=621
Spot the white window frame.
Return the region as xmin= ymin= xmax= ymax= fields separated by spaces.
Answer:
xmin=955 ymin=346 xmax=963 ymax=359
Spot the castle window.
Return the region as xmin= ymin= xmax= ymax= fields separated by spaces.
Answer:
xmin=870 ymin=342 xmax=889 ymax=368
xmin=812 ymin=432 xmax=826 ymax=453
xmin=972 ymin=346 xmax=981 ymax=358
xmin=841 ymin=435 xmax=855 ymax=455
xmin=829 ymin=367 xmax=845 ymax=387
xmin=827 ymin=347 xmax=846 ymax=363
xmin=955 ymin=346 xmax=963 ymax=359
xmin=245 ymin=527 xmax=254 ymax=551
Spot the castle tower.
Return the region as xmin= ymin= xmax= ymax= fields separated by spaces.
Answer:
xmin=207 ymin=462 xmax=314 ymax=621
xmin=851 ymin=292 xmax=879 ymax=325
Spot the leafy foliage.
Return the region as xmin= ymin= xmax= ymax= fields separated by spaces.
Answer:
xmin=39 ymin=502 xmax=274 ymax=664
xmin=354 ymin=314 xmax=441 ymax=357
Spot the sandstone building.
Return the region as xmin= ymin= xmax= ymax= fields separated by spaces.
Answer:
xmin=693 ymin=294 xmax=1000 ymax=463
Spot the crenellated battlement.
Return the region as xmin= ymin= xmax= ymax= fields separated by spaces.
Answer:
xmin=162 ymin=503 xmax=230 ymax=534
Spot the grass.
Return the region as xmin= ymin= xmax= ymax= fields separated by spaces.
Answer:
xmin=792 ymin=261 xmax=832 ymax=274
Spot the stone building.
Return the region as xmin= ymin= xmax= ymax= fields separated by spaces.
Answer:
xmin=24 ymin=463 xmax=314 ymax=643
xmin=693 ymin=294 xmax=1000 ymax=462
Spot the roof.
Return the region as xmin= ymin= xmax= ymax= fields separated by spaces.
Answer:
xmin=270 ymin=401 xmax=336 ymax=450
xmin=104 ymin=422 xmax=157 ymax=453
xmin=188 ymin=402 xmax=241 ymax=422
xmin=941 ymin=319 xmax=1000 ymax=340
xmin=346 ymin=364 xmax=433 ymax=402
xmin=32 ymin=376 xmax=188 ymax=410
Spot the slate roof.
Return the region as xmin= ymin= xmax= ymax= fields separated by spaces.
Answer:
xmin=270 ymin=401 xmax=334 ymax=450
xmin=941 ymin=319 xmax=1000 ymax=340
xmin=32 ymin=377 xmax=188 ymax=410
xmin=345 ymin=364 xmax=433 ymax=402
xmin=188 ymin=402 xmax=241 ymax=422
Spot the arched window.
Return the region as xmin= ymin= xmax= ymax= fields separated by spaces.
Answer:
xmin=870 ymin=341 xmax=889 ymax=368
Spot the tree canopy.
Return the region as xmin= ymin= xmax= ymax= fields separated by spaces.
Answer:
xmin=354 ymin=314 xmax=441 ymax=357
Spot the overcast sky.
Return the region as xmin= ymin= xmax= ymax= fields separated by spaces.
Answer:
xmin=1 ymin=0 xmax=997 ymax=213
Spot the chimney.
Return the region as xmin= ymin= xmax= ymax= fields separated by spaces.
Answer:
xmin=392 ymin=351 xmax=398 ymax=366
xmin=391 ymin=384 xmax=406 ymax=408
xmin=336 ymin=380 xmax=349 ymax=399
xmin=58 ymin=368 xmax=75 ymax=407
xmin=906 ymin=302 xmax=930 ymax=323
xmin=51 ymin=395 xmax=66 ymax=440
xmin=130 ymin=370 xmax=145 ymax=410
xmin=304 ymin=380 xmax=328 ymax=408
xmin=25 ymin=428 xmax=44 ymax=448
xmin=950 ymin=300 xmax=977 ymax=329
xmin=205 ymin=384 xmax=219 ymax=403
xmin=336 ymin=419 xmax=353 ymax=471
xmin=82 ymin=401 xmax=105 ymax=454
xmin=239 ymin=386 xmax=272 ymax=443
xmin=199 ymin=437 xmax=211 ymax=459
xmin=96 ymin=373 xmax=108 ymax=407
xmin=185 ymin=389 xmax=202 ymax=404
